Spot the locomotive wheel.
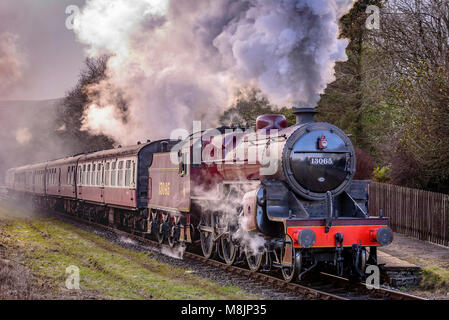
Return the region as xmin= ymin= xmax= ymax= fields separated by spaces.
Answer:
xmin=157 ymin=223 xmax=165 ymax=244
xmin=168 ymin=228 xmax=175 ymax=248
xmin=157 ymin=213 xmax=167 ymax=244
xmin=168 ymin=216 xmax=181 ymax=248
xmin=221 ymin=234 xmax=237 ymax=265
xmin=167 ymin=221 xmax=176 ymax=248
xmin=220 ymin=215 xmax=238 ymax=265
xmin=281 ymin=250 xmax=301 ymax=283
xmin=200 ymin=214 xmax=215 ymax=259
xmin=245 ymin=247 xmax=263 ymax=272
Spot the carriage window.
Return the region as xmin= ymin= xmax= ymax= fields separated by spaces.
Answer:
xmin=97 ymin=164 xmax=102 ymax=185
xmin=132 ymin=161 xmax=136 ymax=184
xmin=82 ymin=165 xmax=86 ymax=185
xmin=105 ymin=163 xmax=110 ymax=186
xmin=125 ymin=160 xmax=131 ymax=187
xmin=111 ymin=162 xmax=116 ymax=186
xmin=118 ymin=161 xmax=124 ymax=186
xmin=69 ymin=166 xmax=73 ymax=185
xmin=92 ymin=164 xmax=96 ymax=186
xmin=86 ymin=164 xmax=91 ymax=185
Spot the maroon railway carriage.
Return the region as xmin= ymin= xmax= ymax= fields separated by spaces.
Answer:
xmin=45 ymin=156 xmax=81 ymax=199
xmin=5 ymin=139 xmax=181 ymax=233
xmin=6 ymin=163 xmax=47 ymax=198
xmin=72 ymin=140 xmax=178 ymax=229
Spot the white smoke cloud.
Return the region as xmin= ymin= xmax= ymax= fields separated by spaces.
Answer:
xmin=73 ymin=0 xmax=355 ymax=144
xmin=81 ymin=103 xmax=128 ymax=143
xmin=0 ymin=32 xmax=25 ymax=97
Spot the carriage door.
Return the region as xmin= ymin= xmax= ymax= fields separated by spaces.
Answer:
xmin=71 ymin=166 xmax=75 ymax=196
xmin=100 ymin=161 xmax=105 ymax=203
xmin=178 ymin=149 xmax=191 ymax=210
xmin=58 ymin=168 xmax=61 ymax=194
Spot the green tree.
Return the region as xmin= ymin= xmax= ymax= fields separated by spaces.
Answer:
xmin=316 ymin=0 xmax=384 ymax=151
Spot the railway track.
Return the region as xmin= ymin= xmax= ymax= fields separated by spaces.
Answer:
xmin=0 ymin=192 xmax=426 ymax=301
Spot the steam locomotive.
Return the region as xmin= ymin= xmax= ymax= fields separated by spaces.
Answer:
xmin=5 ymin=108 xmax=393 ymax=282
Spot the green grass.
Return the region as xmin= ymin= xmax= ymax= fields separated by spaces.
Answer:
xmin=396 ymin=255 xmax=449 ymax=296
xmin=0 ymin=205 xmax=256 ymax=300
xmin=420 ymin=266 xmax=449 ymax=292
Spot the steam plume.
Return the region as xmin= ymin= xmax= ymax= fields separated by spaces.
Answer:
xmin=74 ymin=0 xmax=355 ymax=144
xmin=0 ymin=32 xmax=25 ymax=96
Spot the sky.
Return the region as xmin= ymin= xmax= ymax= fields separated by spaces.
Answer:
xmin=0 ymin=0 xmax=86 ymax=100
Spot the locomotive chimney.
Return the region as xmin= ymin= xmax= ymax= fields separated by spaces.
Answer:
xmin=293 ymin=107 xmax=317 ymax=125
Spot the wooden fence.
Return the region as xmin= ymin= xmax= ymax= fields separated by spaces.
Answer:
xmin=368 ymin=182 xmax=449 ymax=247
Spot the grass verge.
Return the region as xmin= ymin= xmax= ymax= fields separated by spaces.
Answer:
xmin=0 ymin=204 xmax=256 ymax=300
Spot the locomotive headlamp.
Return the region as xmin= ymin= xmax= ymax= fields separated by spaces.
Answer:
xmin=298 ymin=228 xmax=316 ymax=248
xmin=318 ymin=135 xmax=328 ymax=149
xmin=376 ymin=227 xmax=393 ymax=246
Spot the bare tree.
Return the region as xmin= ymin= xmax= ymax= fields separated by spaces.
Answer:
xmin=374 ymin=0 xmax=449 ymax=191
xmin=56 ymin=57 xmax=117 ymax=154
